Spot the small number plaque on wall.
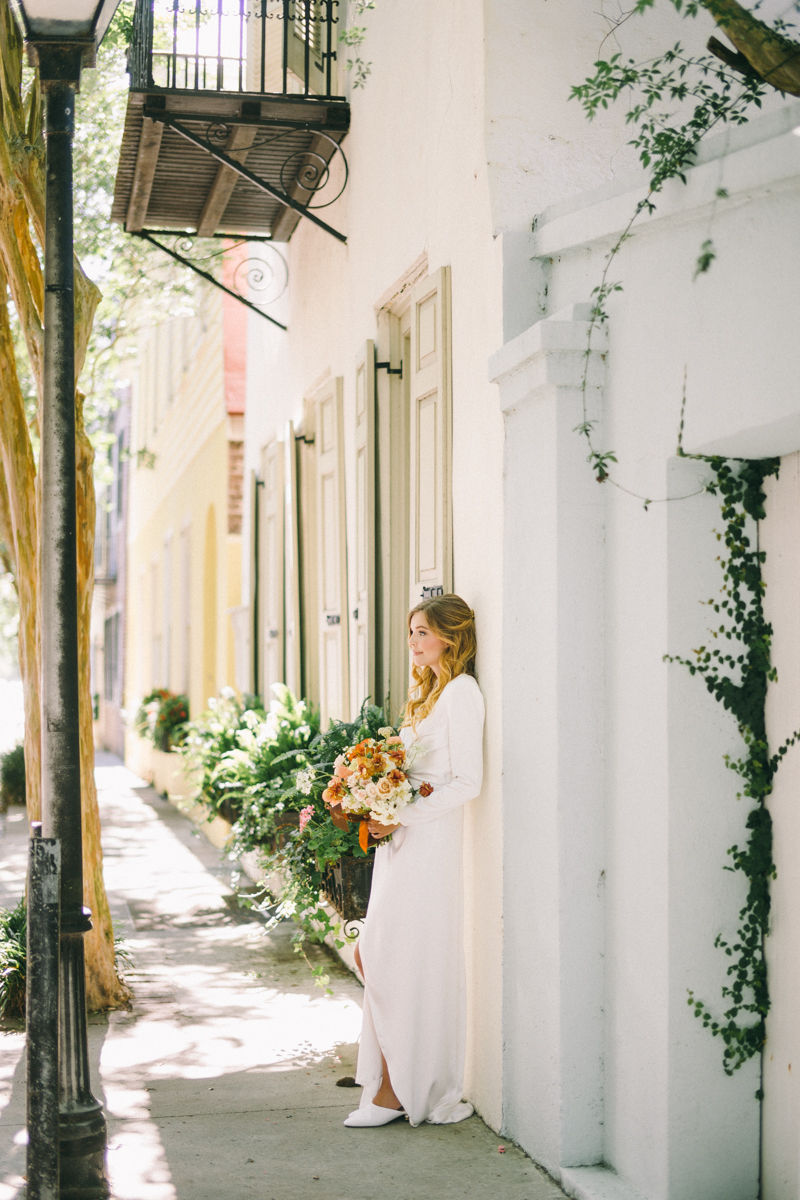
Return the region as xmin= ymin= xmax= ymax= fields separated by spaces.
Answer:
xmin=421 ymin=586 xmax=444 ymax=600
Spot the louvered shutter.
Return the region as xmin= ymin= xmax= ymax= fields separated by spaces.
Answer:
xmin=351 ymin=342 xmax=376 ymax=715
xmin=260 ymin=438 xmax=285 ymax=695
xmin=284 ymin=423 xmax=302 ymax=698
xmin=408 ymin=266 xmax=453 ymax=608
xmin=315 ymin=378 xmax=349 ymax=725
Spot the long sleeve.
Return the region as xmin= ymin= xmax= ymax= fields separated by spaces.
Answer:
xmin=398 ymin=677 xmax=485 ymax=826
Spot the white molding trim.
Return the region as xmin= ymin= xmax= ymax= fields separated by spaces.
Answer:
xmin=488 ymin=303 xmax=607 ymax=411
xmin=561 ymin=1166 xmax=647 ymax=1200
xmin=532 ymin=100 xmax=800 ymax=258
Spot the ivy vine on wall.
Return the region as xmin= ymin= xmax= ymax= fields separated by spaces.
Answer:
xmin=665 ymin=456 xmax=800 ymax=1083
xmin=570 ymin=0 xmax=800 ymax=1080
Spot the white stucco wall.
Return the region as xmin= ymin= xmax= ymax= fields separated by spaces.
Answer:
xmin=245 ymin=0 xmax=506 ymax=1127
xmin=493 ymin=90 xmax=800 ymax=1200
xmin=243 ymin=0 xmax=800 ymax=1188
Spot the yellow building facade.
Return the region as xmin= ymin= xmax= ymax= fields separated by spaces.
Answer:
xmin=124 ymin=283 xmax=245 ymax=772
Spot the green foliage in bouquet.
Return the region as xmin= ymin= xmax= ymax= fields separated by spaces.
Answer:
xmin=135 ymin=688 xmax=190 ymax=752
xmin=0 ymin=742 xmax=25 ymax=812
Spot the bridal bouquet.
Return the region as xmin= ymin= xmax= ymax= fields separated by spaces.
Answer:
xmin=321 ymin=728 xmax=432 ymax=850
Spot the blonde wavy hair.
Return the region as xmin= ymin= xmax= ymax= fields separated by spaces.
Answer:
xmin=403 ymin=594 xmax=477 ymax=729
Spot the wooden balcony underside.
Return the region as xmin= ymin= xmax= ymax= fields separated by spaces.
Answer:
xmin=111 ymin=90 xmax=349 ymax=241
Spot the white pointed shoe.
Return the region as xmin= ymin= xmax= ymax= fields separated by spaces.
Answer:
xmin=343 ymin=1102 xmax=405 ymax=1128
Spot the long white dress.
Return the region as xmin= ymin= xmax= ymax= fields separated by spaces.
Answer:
xmin=355 ymin=673 xmax=485 ymax=1127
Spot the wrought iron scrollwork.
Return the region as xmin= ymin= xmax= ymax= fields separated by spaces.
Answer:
xmin=233 ymin=251 xmax=289 ymax=306
xmin=134 ymin=229 xmax=288 ymax=330
xmin=203 ymin=121 xmax=348 ymax=210
xmin=169 ymin=233 xmax=288 ymax=306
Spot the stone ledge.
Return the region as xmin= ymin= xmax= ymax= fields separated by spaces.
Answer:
xmin=560 ymin=1166 xmax=646 ymax=1200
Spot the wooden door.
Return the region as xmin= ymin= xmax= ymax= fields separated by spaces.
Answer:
xmin=315 ymin=377 xmax=349 ymax=726
xmin=260 ymin=438 xmax=285 ymax=696
xmin=351 ymin=342 xmax=376 ymax=716
xmin=408 ymin=266 xmax=453 ymax=610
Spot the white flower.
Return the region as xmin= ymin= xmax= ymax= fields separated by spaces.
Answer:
xmin=378 ymin=726 xmax=395 ymax=739
xmin=242 ymin=709 xmax=261 ymax=730
xmin=295 ymin=767 xmax=315 ymax=795
xmin=221 ymin=686 xmax=236 ymax=700
xmin=236 ymin=729 xmax=256 ymax=751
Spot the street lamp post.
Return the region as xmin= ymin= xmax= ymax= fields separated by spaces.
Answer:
xmin=11 ymin=2 xmax=120 ymax=1196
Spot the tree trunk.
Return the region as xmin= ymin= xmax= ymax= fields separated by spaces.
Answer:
xmin=0 ymin=0 xmax=128 ymax=1008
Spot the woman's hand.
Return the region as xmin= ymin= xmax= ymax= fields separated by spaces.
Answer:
xmin=368 ymin=820 xmax=400 ymax=839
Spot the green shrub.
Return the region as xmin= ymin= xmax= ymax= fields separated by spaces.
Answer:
xmin=0 ymin=900 xmax=26 ymax=1019
xmin=134 ymin=688 xmax=190 ymax=751
xmin=0 ymin=742 xmax=25 ymax=812
xmin=0 ymin=900 xmax=134 ymax=1019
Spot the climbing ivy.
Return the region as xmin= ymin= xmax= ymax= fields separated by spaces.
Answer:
xmin=569 ymin=5 xmax=770 ymax=504
xmin=568 ymin=2 xmax=800 ymax=1081
xmin=663 ymin=456 xmax=800 ymax=1081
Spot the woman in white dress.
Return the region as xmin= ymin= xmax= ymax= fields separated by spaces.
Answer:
xmin=340 ymin=593 xmax=485 ymax=1129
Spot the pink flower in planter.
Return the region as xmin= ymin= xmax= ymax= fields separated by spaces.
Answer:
xmin=299 ymin=805 xmax=315 ymax=832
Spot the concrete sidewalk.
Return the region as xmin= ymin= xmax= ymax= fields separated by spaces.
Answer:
xmin=1 ymin=757 xmax=566 ymax=1200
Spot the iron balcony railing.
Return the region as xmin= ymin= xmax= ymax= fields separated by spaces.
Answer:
xmin=129 ymin=0 xmax=343 ymax=100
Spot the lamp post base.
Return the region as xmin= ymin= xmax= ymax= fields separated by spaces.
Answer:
xmin=59 ymin=1106 xmax=108 ymax=1200
xmin=58 ymin=914 xmax=109 ymax=1199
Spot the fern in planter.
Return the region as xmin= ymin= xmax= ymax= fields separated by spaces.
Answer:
xmin=254 ymin=701 xmax=394 ymax=985
xmin=215 ymin=685 xmax=319 ymax=843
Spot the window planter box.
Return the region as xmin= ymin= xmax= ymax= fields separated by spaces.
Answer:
xmin=323 ymin=856 xmax=374 ymax=923
xmin=273 ymin=810 xmax=300 ymax=853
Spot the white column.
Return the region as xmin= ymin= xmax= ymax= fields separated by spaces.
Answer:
xmin=489 ymin=304 xmax=607 ymax=1174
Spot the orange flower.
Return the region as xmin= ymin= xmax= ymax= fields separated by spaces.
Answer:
xmin=419 ymin=782 xmax=434 ymax=797
xmin=322 ymin=778 xmax=345 ymax=806
xmin=359 ymin=820 xmax=370 ymax=853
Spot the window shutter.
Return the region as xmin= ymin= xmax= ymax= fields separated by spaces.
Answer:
xmin=351 ymin=342 xmax=376 ymax=715
xmin=284 ymin=423 xmax=302 ymax=699
xmin=286 ymin=1 xmax=328 ymax=95
xmin=408 ymin=266 xmax=453 ymax=608
xmin=260 ymin=438 xmax=285 ymax=696
xmin=315 ymin=377 xmax=349 ymax=725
